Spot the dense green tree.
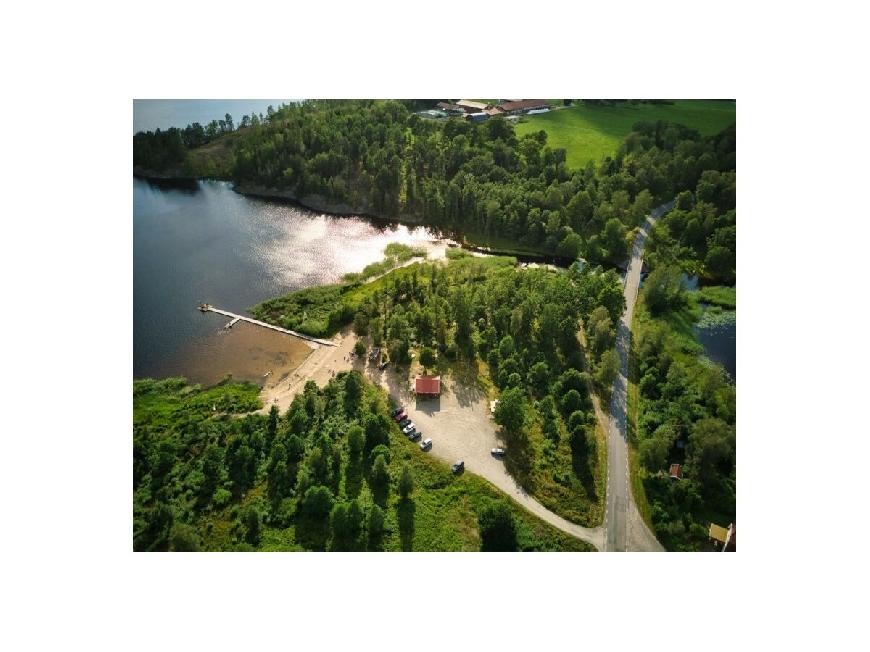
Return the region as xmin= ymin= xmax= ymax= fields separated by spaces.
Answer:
xmin=344 ymin=371 xmax=364 ymax=412
xmin=169 ymin=523 xmax=201 ymax=552
xmin=347 ymin=425 xmax=364 ymax=460
xmin=596 ymin=349 xmax=620 ymax=390
xmin=419 ymin=347 xmax=436 ymax=369
xmin=643 ymin=265 xmax=685 ymax=315
xmin=301 ymin=485 xmax=335 ymax=520
xmin=399 ymin=465 xmax=415 ymax=499
xmin=370 ymin=454 xmax=390 ymax=488
xmin=494 ymin=386 xmax=527 ymax=436
xmin=242 ymin=504 xmax=262 ymax=545
xmin=478 ymin=501 xmax=518 ymax=551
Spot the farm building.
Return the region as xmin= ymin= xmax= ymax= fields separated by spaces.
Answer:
xmin=436 ymin=102 xmax=466 ymax=115
xmin=497 ymin=99 xmax=550 ymax=115
xmin=414 ymin=375 xmax=441 ymax=398
xmin=457 ymin=100 xmax=489 ymax=113
xmin=418 ymin=109 xmax=448 ymax=119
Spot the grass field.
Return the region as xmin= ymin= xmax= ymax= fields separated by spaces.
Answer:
xmin=515 ymin=100 xmax=736 ymax=168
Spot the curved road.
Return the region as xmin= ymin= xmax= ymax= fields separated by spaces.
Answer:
xmin=602 ymin=202 xmax=673 ymax=552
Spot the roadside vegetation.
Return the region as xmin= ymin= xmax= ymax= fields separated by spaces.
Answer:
xmin=628 ymin=267 xmax=736 ymax=551
xmin=134 ymin=99 xmax=735 ymax=268
xmin=645 ymin=174 xmax=736 ymax=284
xmin=515 ymin=100 xmax=735 ymax=168
xmin=133 ymin=374 xmax=592 ymax=551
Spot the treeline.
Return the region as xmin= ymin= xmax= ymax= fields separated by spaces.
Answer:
xmin=133 ymin=104 xmax=288 ymax=173
xmin=134 ymin=100 xmax=735 ymax=266
xmin=631 ymin=268 xmax=736 ymax=550
xmin=646 ymin=171 xmax=736 ymax=284
xmin=228 ymin=100 xmax=735 ymax=266
xmin=133 ymin=372 xmax=589 ymax=551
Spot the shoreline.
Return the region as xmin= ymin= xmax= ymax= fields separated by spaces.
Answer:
xmin=133 ymin=171 xmax=559 ymax=264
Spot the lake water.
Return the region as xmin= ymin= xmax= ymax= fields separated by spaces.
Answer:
xmin=694 ymin=311 xmax=736 ymax=381
xmin=134 ymin=178 xmax=439 ymax=384
xmin=133 ymin=99 xmax=296 ymax=133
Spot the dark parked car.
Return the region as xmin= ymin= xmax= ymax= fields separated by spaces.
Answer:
xmin=451 ymin=460 xmax=465 ymax=474
xmin=407 ymin=430 xmax=421 ymax=441
xmin=390 ymin=407 xmax=404 ymax=418
xmin=378 ymin=360 xmax=389 ymax=371
xmin=394 ymin=412 xmax=407 ymax=423
xmin=399 ymin=418 xmax=411 ymax=428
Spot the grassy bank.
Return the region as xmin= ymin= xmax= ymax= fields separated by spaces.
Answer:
xmin=515 ymin=100 xmax=736 ymax=168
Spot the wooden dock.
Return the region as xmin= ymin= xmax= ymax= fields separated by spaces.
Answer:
xmin=198 ymin=304 xmax=336 ymax=347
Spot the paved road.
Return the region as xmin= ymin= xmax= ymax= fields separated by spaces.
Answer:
xmin=603 ymin=202 xmax=674 ymax=552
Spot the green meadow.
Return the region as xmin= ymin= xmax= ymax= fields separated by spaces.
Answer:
xmin=515 ymin=100 xmax=736 ymax=168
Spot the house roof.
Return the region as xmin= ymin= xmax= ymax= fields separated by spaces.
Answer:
xmin=669 ymin=463 xmax=682 ymax=479
xmin=708 ymin=523 xmax=730 ymax=543
xmin=498 ymin=99 xmax=549 ymax=112
xmin=415 ymin=375 xmax=441 ymax=394
xmin=457 ymin=100 xmax=488 ymax=110
xmin=436 ymin=102 xmax=464 ymax=112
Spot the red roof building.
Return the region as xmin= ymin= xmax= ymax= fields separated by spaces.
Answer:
xmin=415 ymin=375 xmax=441 ymax=397
xmin=669 ymin=463 xmax=683 ymax=479
xmin=497 ymin=99 xmax=550 ymax=114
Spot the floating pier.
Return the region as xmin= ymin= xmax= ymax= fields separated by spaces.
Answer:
xmin=198 ymin=304 xmax=336 ymax=347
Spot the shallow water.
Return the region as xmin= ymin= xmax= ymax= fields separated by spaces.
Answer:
xmin=134 ymin=178 xmax=439 ymax=383
xmin=694 ymin=310 xmax=736 ymax=380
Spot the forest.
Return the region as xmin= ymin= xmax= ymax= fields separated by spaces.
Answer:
xmin=133 ymin=100 xmax=736 ymax=277
xmin=253 ymin=250 xmax=626 ymax=525
xmin=133 ymin=374 xmax=591 ymax=551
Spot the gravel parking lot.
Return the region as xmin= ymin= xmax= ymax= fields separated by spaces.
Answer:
xmin=364 ymin=362 xmax=604 ymax=548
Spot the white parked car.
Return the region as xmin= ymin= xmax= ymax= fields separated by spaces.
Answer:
xmin=402 ymin=423 xmax=416 ymax=435
xmin=420 ymin=438 xmax=432 ymax=451
xmin=491 ymin=448 xmax=506 ymax=457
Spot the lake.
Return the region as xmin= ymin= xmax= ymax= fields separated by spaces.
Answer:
xmin=134 ymin=178 xmax=439 ymax=384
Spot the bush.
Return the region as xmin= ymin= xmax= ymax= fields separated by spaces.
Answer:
xmin=368 ymin=504 xmax=385 ymax=537
xmin=301 ymin=485 xmax=335 ymax=519
xmin=399 ymin=465 xmax=415 ymax=499
xmin=478 ymin=501 xmax=518 ymax=551
xmin=370 ymin=454 xmax=390 ymax=487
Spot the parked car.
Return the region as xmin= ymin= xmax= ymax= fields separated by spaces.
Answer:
xmin=378 ymin=361 xmax=389 ymax=371
xmin=399 ymin=418 xmax=411 ymax=428
xmin=408 ymin=430 xmax=422 ymax=441
xmin=394 ymin=412 xmax=407 ymax=422
xmin=402 ymin=423 xmax=416 ymax=435
xmin=451 ymin=460 xmax=465 ymax=474
xmin=491 ymin=448 xmax=506 ymax=457
xmin=420 ymin=438 xmax=432 ymax=451
xmin=390 ymin=407 xmax=404 ymax=418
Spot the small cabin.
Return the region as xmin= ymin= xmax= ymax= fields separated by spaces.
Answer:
xmin=414 ymin=375 xmax=441 ymax=398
